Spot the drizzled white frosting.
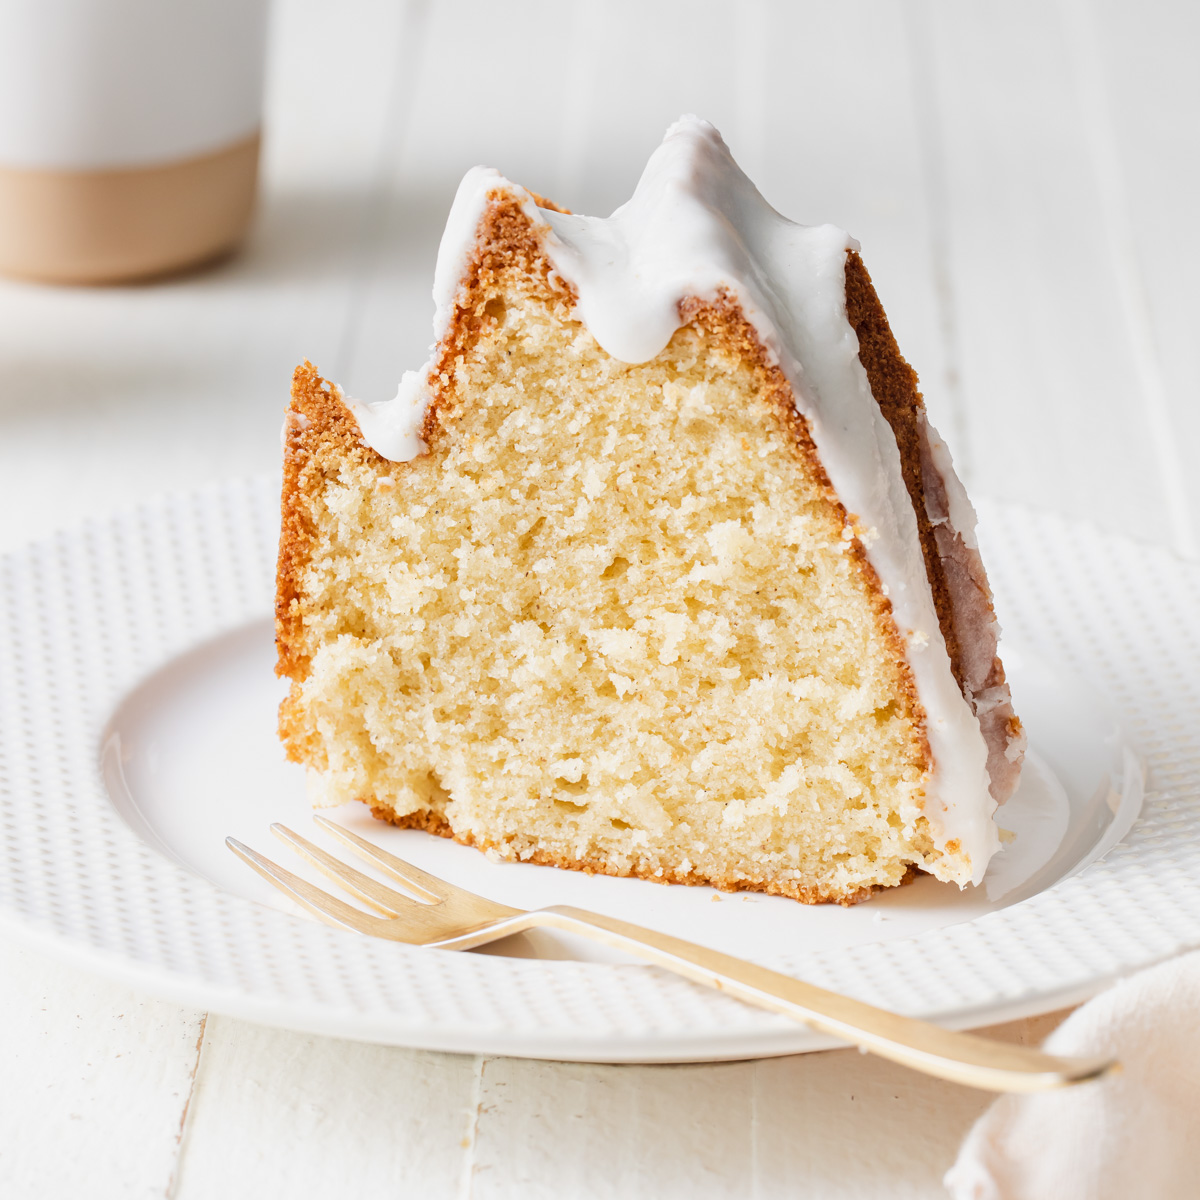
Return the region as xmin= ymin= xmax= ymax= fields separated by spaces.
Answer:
xmin=351 ymin=116 xmax=1000 ymax=885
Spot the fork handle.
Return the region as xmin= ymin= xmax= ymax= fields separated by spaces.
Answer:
xmin=527 ymin=905 xmax=1112 ymax=1092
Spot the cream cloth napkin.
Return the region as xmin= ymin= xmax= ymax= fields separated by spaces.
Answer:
xmin=945 ymin=949 xmax=1200 ymax=1200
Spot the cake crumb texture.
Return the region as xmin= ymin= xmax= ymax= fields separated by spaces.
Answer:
xmin=278 ymin=229 xmax=956 ymax=904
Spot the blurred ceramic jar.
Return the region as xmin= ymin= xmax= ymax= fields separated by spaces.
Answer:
xmin=0 ymin=0 xmax=269 ymax=283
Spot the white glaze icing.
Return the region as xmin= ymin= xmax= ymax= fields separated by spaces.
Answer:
xmin=351 ymin=115 xmax=1001 ymax=885
xmin=349 ymin=369 xmax=428 ymax=462
xmin=923 ymin=418 xmax=980 ymax=551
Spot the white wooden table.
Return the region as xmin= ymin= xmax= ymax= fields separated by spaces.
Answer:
xmin=1 ymin=1 xmax=1195 ymax=1195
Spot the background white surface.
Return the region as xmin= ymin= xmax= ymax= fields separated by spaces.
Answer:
xmin=0 ymin=0 xmax=1196 ymax=1195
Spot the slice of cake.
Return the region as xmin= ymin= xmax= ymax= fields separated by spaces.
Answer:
xmin=276 ymin=116 xmax=1024 ymax=905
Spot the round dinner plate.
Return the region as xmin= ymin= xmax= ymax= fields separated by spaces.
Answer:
xmin=1 ymin=478 xmax=1197 ymax=1062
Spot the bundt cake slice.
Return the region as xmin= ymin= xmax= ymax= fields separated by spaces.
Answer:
xmin=276 ymin=117 xmax=1023 ymax=904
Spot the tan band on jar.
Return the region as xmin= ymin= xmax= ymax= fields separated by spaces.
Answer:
xmin=0 ymin=132 xmax=260 ymax=284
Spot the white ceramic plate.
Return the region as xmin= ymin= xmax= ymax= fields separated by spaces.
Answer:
xmin=0 ymin=478 xmax=1195 ymax=1062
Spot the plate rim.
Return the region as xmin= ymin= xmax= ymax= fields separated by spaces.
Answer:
xmin=0 ymin=900 xmax=1146 ymax=1062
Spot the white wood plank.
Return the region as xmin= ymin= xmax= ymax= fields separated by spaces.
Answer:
xmin=751 ymin=1050 xmax=990 ymax=1199
xmin=397 ymin=0 xmax=746 ymax=216
xmin=467 ymin=1011 xmax=1069 ymax=1200
xmin=466 ymin=1055 xmax=757 ymax=1199
xmin=0 ymin=934 xmax=205 ymax=1199
xmin=1077 ymin=0 xmax=1200 ymax=556
xmin=917 ymin=0 xmax=1171 ymax=541
xmin=171 ymin=1016 xmax=476 ymax=1199
xmin=548 ymin=0 xmax=752 ymax=218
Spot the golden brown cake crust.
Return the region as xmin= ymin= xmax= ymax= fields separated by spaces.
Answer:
xmin=420 ymin=194 xmax=576 ymax=452
xmin=844 ymin=252 xmax=1019 ymax=800
xmin=366 ymin=804 xmax=907 ymax=906
xmin=276 ymin=362 xmax=358 ymax=683
xmin=843 ymin=252 xmax=966 ymax=686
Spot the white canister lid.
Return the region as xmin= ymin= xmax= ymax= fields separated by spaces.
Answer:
xmin=0 ymin=0 xmax=269 ymax=171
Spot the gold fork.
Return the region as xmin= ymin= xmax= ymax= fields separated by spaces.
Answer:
xmin=227 ymin=816 xmax=1115 ymax=1092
